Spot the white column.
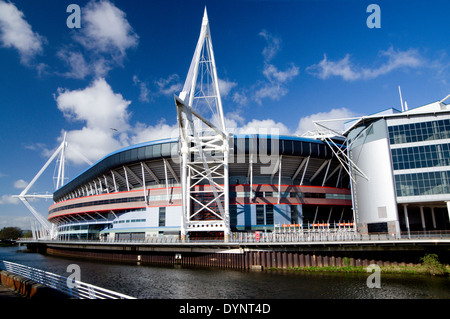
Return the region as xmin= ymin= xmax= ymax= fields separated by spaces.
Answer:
xmin=420 ymin=206 xmax=426 ymax=231
xmin=140 ymin=162 xmax=147 ymax=204
xmin=249 ymin=153 xmax=254 ymax=200
xmin=163 ymin=159 xmax=169 ymax=202
xmin=223 ymin=144 xmax=230 ymax=242
xmin=123 ymin=166 xmax=130 ymax=192
xmin=277 ymin=155 xmax=282 ymax=204
xmin=403 ymin=204 xmax=410 ymax=238
xmin=180 ymin=144 xmax=188 ymax=242
xmin=431 ymin=207 xmax=437 ymax=229
xmin=447 ymin=201 xmax=450 ymax=221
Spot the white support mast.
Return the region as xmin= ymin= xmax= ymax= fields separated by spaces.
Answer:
xmin=13 ymin=133 xmax=69 ymax=240
xmin=175 ymin=8 xmax=231 ymax=241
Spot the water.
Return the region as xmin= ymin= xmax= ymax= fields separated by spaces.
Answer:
xmin=1 ymin=245 xmax=449 ymax=299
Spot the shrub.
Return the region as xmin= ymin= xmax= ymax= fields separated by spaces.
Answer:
xmin=420 ymin=254 xmax=447 ymax=276
xmin=343 ymin=257 xmax=351 ymax=267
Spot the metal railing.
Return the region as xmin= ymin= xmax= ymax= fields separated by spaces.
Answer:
xmin=19 ymin=229 xmax=450 ymax=245
xmin=230 ymin=229 xmax=359 ymax=243
xmin=0 ymin=260 xmax=135 ymax=299
xmin=231 ymin=229 xmax=450 ymax=243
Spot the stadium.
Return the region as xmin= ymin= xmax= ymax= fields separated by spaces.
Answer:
xmin=48 ymin=134 xmax=352 ymax=241
xmin=38 ymin=9 xmax=353 ymax=242
xmin=21 ymin=8 xmax=448 ymax=243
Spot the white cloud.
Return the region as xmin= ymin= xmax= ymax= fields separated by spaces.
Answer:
xmin=75 ymin=0 xmax=138 ymax=57
xmin=0 ymin=0 xmax=45 ymax=65
xmin=232 ymin=91 xmax=249 ymax=106
xmin=295 ymin=107 xmax=360 ymax=135
xmin=223 ymin=112 xmax=245 ymax=129
xmin=234 ymin=119 xmax=291 ymax=135
xmin=253 ymin=30 xmax=299 ymax=105
xmin=55 ymin=78 xmax=132 ymax=164
xmin=307 ymin=47 xmax=423 ymax=81
xmin=53 ymin=77 xmax=181 ymax=165
xmin=56 ymin=78 xmax=131 ymax=131
xmin=306 ymin=54 xmax=359 ymax=81
xmin=64 ymin=127 xmax=124 ymax=164
xmin=259 ymin=29 xmax=281 ymax=62
xmin=263 ymin=63 xmax=299 ymax=83
xmin=57 ymin=49 xmax=90 ymax=79
xmin=0 ymin=194 xmax=20 ymax=205
xmin=133 ymin=75 xmax=150 ymax=103
xmin=58 ymin=0 xmax=138 ymax=79
xmin=154 ymin=74 xmax=183 ymax=96
xmin=254 ymin=83 xmax=288 ymax=105
xmin=364 ymin=47 xmax=423 ymax=78
xmin=13 ymin=179 xmax=28 ymax=189
xmin=0 ymin=216 xmax=32 ymax=229
xmin=129 ymin=120 xmax=179 ymax=145
xmin=218 ymin=78 xmax=237 ymax=97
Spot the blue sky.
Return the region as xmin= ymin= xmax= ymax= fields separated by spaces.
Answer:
xmin=0 ymin=0 xmax=449 ymax=229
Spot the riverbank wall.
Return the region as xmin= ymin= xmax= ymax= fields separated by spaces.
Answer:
xmin=23 ymin=239 xmax=450 ymax=270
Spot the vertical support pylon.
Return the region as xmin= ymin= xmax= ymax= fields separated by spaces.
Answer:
xmin=14 ymin=133 xmax=69 ymax=240
xmin=175 ymin=7 xmax=230 ymax=241
xmin=14 ymin=132 xmax=95 ymax=240
xmin=55 ymin=132 xmax=68 ymax=190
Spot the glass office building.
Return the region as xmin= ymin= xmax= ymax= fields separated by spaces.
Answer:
xmin=345 ymin=96 xmax=450 ymax=235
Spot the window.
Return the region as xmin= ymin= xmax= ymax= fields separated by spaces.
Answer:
xmin=290 ymin=205 xmax=299 ymax=224
xmin=159 ymin=207 xmax=166 ymax=227
xmin=391 ymin=143 xmax=450 ymax=171
xmin=388 ymin=119 xmax=450 ymax=145
xmin=256 ymin=205 xmax=265 ymax=225
xmin=229 ymin=205 xmax=237 ymax=226
xmin=395 ymin=170 xmax=450 ymax=197
xmin=256 ymin=205 xmax=274 ymax=225
xmin=236 ymin=191 xmax=250 ymax=197
xmin=49 ymin=196 xmax=146 ymax=214
xmin=265 ymin=205 xmax=274 ymax=225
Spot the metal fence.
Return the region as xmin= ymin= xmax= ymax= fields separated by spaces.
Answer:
xmin=230 ymin=229 xmax=359 ymax=242
xmin=0 ymin=260 xmax=135 ymax=299
xmin=230 ymin=229 xmax=450 ymax=243
xmin=19 ymin=229 xmax=450 ymax=245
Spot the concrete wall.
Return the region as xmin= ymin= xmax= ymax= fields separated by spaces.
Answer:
xmin=348 ymin=119 xmax=400 ymax=234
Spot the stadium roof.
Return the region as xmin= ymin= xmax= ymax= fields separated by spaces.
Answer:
xmin=53 ymin=134 xmax=339 ymax=201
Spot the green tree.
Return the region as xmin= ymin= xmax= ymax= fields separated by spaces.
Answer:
xmin=420 ymin=254 xmax=447 ymax=276
xmin=22 ymin=230 xmax=32 ymax=238
xmin=0 ymin=227 xmax=22 ymax=240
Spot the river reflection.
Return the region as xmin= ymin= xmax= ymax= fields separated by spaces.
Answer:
xmin=1 ymin=245 xmax=449 ymax=299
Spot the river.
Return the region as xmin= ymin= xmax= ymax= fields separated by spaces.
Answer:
xmin=0 ymin=245 xmax=449 ymax=300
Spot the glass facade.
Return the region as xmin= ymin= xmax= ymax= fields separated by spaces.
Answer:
xmin=256 ymin=205 xmax=265 ymax=225
xmin=389 ymin=118 xmax=450 ymax=198
xmin=158 ymin=207 xmax=166 ymax=227
xmin=255 ymin=204 xmax=274 ymax=225
xmin=394 ymin=170 xmax=450 ymax=197
xmin=388 ymin=119 xmax=450 ymax=145
xmin=391 ymin=144 xmax=450 ymax=170
xmin=265 ymin=205 xmax=274 ymax=225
